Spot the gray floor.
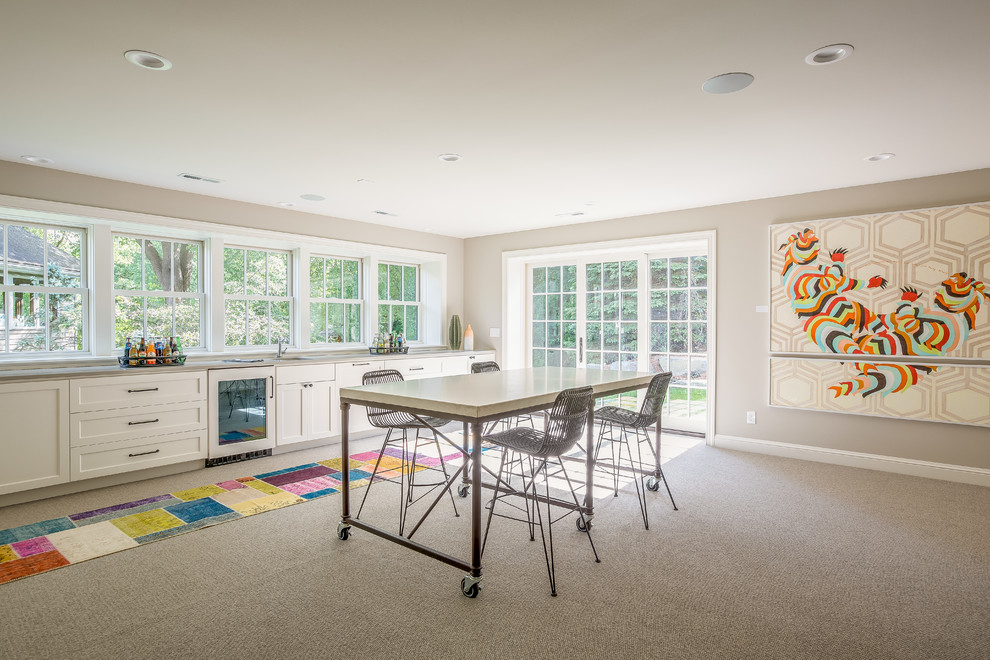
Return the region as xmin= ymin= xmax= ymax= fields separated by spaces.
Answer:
xmin=2 ymin=436 xmax=988 ymax=660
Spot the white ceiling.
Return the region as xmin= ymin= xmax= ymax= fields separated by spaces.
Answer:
xmin=2 ymin=1 xmax=989 ymax=239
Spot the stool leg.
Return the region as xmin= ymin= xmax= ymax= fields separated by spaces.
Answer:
xmin=431 ymin=430 xmax=460 ymax=517
xmin=357 ymin=428 xmax=394 ymax=520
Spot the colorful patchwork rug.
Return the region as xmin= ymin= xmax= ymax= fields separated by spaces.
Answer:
xmin=0 ymin=447 xmax=460 ymax=586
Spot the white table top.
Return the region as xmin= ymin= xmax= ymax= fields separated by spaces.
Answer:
xmin=339 ymin=367 xmax=655 ymax=422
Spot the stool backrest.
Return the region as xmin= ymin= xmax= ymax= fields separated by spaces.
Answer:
xmin=470 ymin=361 xmax=500 ymax=373
xmin=362 ymin=369 xmax=406 ymax=428
xmin=542 ymin=386 xmax=595 ymax=456
xmin=634 ymin=371 xmax=673 ymax=427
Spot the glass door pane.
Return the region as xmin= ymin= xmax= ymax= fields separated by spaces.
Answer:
xmin=216 ymin=377 xmax=269 ymax=445
xmin=649 ymin=254 xmax=708 ymax=432
xmin=531 ymin=264 xmax=578 ymax=368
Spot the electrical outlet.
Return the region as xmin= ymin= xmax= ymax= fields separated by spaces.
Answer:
xmin=746 ymin=411 xmax=757 ymax=424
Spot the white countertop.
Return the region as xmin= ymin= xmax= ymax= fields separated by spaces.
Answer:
xmin=340 ymin=367 xmax=654 ymax=422
xmin=0 ymin=347 xmax=493 ymax=383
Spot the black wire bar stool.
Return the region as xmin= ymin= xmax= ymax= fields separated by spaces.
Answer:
xmin=481 ymin=386 xmax=600 ymax=597
xmin=593 ymin=371 xmax=677 ymax=530
xmin=356 ymin=369 xmax=460 ymax=535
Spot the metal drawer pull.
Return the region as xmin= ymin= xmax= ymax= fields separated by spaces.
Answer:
xmin=127 ymin=418 xmax=160 ymax=426
xmin=409 ymin=367 xmax=424 ymax=371
xmin=128 ymin=449 xmax=161 ymax=458
xmin=352 ymin=362 xmax=370 ymax=366
xmin=127 ymin=387 xmax=160 ymax=393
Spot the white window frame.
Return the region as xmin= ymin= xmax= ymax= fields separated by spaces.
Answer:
xmin=376 ymin=261 xmax=423 ymax=342
xmin=308 ymin=253 xmax=364 ymax=346
xmin=0 ymin=219 xmax=89 ymax=356
xmin=111 ymin=232 xmax=205 ymax=349
xmin=222 ymin=245 xmax=293 ymax=348
xmin=0 ymin=193 xmax=450 ymax=360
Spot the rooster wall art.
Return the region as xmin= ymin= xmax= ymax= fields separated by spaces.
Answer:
xmin=778 ymin=226 xmax=989 ymax=399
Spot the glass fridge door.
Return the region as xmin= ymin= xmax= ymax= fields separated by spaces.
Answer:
xmin=216 ymin=377 xmax=269 ymax=445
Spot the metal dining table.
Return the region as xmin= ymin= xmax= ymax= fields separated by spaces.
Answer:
xmin=336 ymin=366 xmax=654 ymax=597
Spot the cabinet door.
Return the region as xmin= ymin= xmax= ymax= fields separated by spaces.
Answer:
xmin=0 ymin=380 xmax=70 ymax=495
xmin=276 ymin=382 xmax=307 ymax=446
xmin=307 ymin=380 xmax=335 ymax=441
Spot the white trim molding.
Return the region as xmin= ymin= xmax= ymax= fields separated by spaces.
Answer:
xmin=713 ymin=434 xmax=990 ymax=487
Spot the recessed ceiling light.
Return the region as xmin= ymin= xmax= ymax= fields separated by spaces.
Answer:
xmin=865 ymin=153 xmax=895 ymax=162
xmin=124 ymin=50 xmax=172 ymax=71
xmin=300 ymin=194 xmax=325 ymax=201
xmin=21 ymin=155 xmax=54 ymax=165
xmin=806 ymin=44 xmax=854 ymax=66
xmin=702 ymin=72 xmax=755 ymax=94
xmin=438 ymin=154 xmax=462 ymax=162
xmin=277 ymin=202 xmax=295 ymax=207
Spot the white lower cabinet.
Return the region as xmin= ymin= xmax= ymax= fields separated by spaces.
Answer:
xmin=0 ymin=380 xmax=70 ymax=495
xmin=440 ymin=351 xmax=496 ymax=375
xmin=69 ymin=370 xmax=208 ymax=481
xmin=335 ymin=360 xmax=384 ymax=435
xmin=275 ymin=363 xmax=336 ymax=446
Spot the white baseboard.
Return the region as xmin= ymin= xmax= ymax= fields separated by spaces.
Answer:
xmin=713 ymin=434 xmax=990 ymax=488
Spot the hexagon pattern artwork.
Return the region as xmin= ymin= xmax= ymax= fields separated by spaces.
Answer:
xmin=769 ymin=201 xmax=990 ymax=427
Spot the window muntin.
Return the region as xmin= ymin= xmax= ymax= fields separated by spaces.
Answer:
xmin=309 ymin=255 xmax=362 ymax=344
xmin=113 ymin=235 xmax=203 ymax=349
xmin=377 ymin=262 xmax=419 ymax=341
xmin=224 ymin=247 xmax=291 ymax=347
xmin=0 ymin=222 xmax=86 ymax=354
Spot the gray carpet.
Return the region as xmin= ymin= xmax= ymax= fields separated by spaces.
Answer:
xmin=1 ymin=442 xmax=988 ymax=660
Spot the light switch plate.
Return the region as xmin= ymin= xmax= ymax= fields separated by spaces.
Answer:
xmin=489 ymin=328 xmax=500 ymax=338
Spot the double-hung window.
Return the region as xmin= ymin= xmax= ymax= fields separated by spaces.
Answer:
xmin=224 ymin=247 xmax=291 ymax=346
xmin=377 ymin=262 xmax=420 ymax=341
xmin=309 ymin=255 xmax=362 ymax=344
xmin=113 ymin=235 xmax=203 ymax=348
xmin=0 ymin=222 xmax=86 ymax=353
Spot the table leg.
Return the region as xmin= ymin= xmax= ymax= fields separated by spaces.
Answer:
xmin=337 ymin=402 xmax=352 ymax=540
xmin=584 ymin=403 xmax=595 ymax=522
xmin=460 ymin=422 xmax=471 ymax=494
xmin=470 ymin=421 xmax=483 ymax=577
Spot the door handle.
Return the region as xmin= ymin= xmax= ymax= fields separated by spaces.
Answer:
xmin=579 ymin=337 xmax=584 ymax=363
xmin=269 ymin=375 xmax=274 ymax=399
xmin=352 ymin=362 xmax=370 ymax=366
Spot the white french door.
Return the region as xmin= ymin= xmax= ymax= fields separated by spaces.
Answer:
xmin=527 ymin=250 xmax=709 ymax=434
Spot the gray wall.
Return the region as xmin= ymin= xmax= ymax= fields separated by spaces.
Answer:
xmin=0 ymin=160 xmax=465 ymax=324
xmin=464 ymin=168 xmax=990 ymax=470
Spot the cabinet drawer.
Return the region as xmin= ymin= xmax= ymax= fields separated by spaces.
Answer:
xmin=70 ymin=371 xmax=206 ymax=412
xmin=71 ymin=401 xmax=207 ymax=447
xmin=70 ymin=431 xmax=208 ymax=480
xmin=335 ymin=360 xmax=384 ymax=386
xmin=384 ymin=358 xmax=442 ymax=378
xmin=276 ymin=362 xmax=335 ymax=385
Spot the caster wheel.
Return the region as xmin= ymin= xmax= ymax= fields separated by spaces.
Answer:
xmin=575 ymin=517 xmax=592 ymax=532
xmin=646 ymin=477 xmax=660 ymax=492
xmin=336 ymin=522 xmax=351 ymax=540
xmin=461 ymin=577 xmax=481 ymax=598
xmin=457 ymin=483 xmax=470 ymax=498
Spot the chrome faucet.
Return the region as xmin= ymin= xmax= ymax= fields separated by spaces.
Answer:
xmin=276 ymin=340 xmax=290 ymax=359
